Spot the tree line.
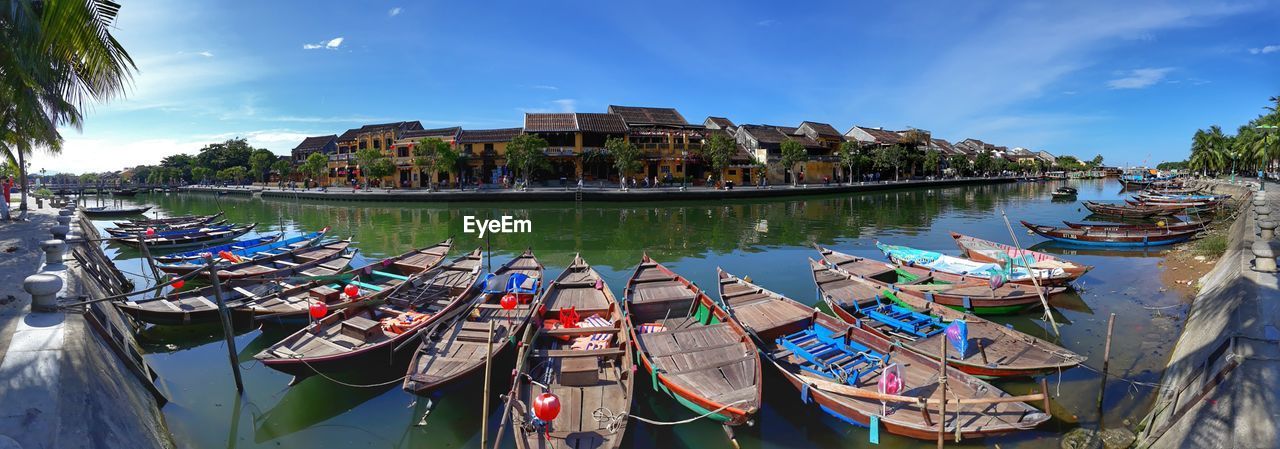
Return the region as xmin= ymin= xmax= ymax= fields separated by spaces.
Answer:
xmin=1181 ymin=95 xmax=1280 ymax=175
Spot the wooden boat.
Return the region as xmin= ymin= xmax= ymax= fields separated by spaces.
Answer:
xmin=948 ymin=232 xmax=1092 ymax=280
xmin=115 ymin=243 xmax=355 ymax=326
xmin=622 ymin=255 xmax=761 ymax=426
xmin=113 ymin=224 xmax=256 ymax=250
xmin=1063 ymin=219 xmax=1208 ymax=233
xmin=114 ymin=212 xmax=223 ymax=228
xmin=110 ymin=188 xmax=138 ymax=197
xmin=403 ymin=249 xmax=545 ymax=394
xmin=1021 ymin=221 xmax=1199 ymax=247
xmin=716 ymin=269 xmax=1051 ymax=440
xmin=507 ymin=255 xmax=635 ymax=449
xmin=815 ymin=245 xmax=1063 ymax=315
xmin=805 ymin=261 xmax=1084 ymax=377
xmin=157 ymin=235 xmax=348 ymax=279
xmin=105 ymin=219 xmax=229 ymax=237
xmin=241 ymin=239 xmax=453 ymax=326
xmin=876 ymin=242 xmax=1074 ymax=287
xmin=255 ymin=248 xmax=483 ymax=381
xmin=1050 ymin=187 xmax=1077 ymax=199
xmin=152 ymin=234 xmax=289 ymax=264
xmin=1125 ymin=198 xmax=1219 ymax=209
xmin=1082 ymin=201 xmax=1176 ymax=218
xmin=82 ymin=205 xmax=153 ymax=218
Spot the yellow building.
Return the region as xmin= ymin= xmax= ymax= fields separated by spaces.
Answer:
xmin=390 ymin=127 xmax=460 ymax=188
xmin=328 ymin=121 xmax=423 ymax=187
xmin=522 ymin=112 xmax=628 ymax=184
xmin=456 ymin=128 xmax=522 ymax=185
xmin=734 ymin=122 xmax=839 ymax=184
xmin=607 ymin=105 xmax=708 ymax=183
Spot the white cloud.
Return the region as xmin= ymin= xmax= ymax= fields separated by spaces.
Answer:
xmin=388 ymin=7 xmax=402 ymax=17
xmin=1249 ymin=45 xmax=1280 ymax=54
xmin=303 ymin=37 xmax=344 ymax=50
xmin=552 ymin=99 xmax=576 ymax=112
xmin=756 ymin=19 xmax=775 ymax=27
xmin=1106 ymin=67 xmax=1174 ymax=89
xmin=531 ymin=85 xmax=558 ymax=90
xmin=197 ymin=51 xmax=213 ymax=57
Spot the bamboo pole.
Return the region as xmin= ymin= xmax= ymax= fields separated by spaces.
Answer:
xmin=937 ymin=336 xmax=947 ymax=448
xmin=1097 ymin=313 xmax=1116 ymax=425
xmin=481 ymin=319 xmax=495 ymax=449
xmin=998 ymin=208 xmax=1060 ymax=336
xmin=205 ymin=255 xmax=244 ymax=392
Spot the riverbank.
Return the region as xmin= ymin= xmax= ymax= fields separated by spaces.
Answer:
xmin=1137 ymin=179 xmax=1279 ymax=449
xmin=0 ymin=206 xmax=173 ymax=449
xmin=179 ymin=176 xmax=1019 ymax=202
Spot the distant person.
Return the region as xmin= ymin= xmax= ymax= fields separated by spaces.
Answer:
xmin=1 ymin=176 xmax=11 ymax=220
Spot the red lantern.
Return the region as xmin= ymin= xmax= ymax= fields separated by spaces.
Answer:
xmin=500 ymin=293 xmax=518 ymax=310
xmin=344 ymin=284 xmax=360 ymax=298
xmin=309 ymin=301 xmax=328 ymax=319
xmin=171 ymin=279 xmax=185 ymax=290
xmin=218 ymin=251 xmax=238 ymax=263
xmin=145 ymin=227 xmax=155 ymax=236
xmin=532 ymin=392 xmax=561 ymax=421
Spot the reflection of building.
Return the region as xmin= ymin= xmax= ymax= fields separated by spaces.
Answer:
xmin=328 ymin=121 xmax=423 ymax=186
xmin=522 ymin=112 xmax=628 ymax=182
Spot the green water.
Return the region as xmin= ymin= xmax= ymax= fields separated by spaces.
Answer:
xmin=89 ymin=179 xmax=1191 ymax=448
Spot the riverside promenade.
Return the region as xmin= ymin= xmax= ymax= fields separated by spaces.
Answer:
xmin=181 ymin=176 xmax=1018 ymax=202
xmin=1137 ymin=180 xmax=1279 ymax=449
xmin=0 ymin=206 xmax=172 ymax=449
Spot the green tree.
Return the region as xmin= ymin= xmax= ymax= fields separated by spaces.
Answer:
xmin=366 ymin=158 xmax=396 ymax=187
xmin=1087 ymin=154 xmax=1104 ymax=169
xmin=249 ymin=148 xmax=275 ymax=183
xmin=974 ymin=150 xmax=994 ymax=175
xmin=923 ymin=149 xmax=941 ymax=177
xmin=1055 ymin=155 xmax=1083 ymax=171
xmin=272 ymin=159 xmax=293 ymax=184
xmin=2 ymin=0 xmax=136 ymax=216
xmin=948 ymin=155 xmax=970 ymax=176
xmin=354 ymin=147 xmax=386 ymax=188
xmin=837 ymin=141 xmax=860 ymax=184
xmin=779 ymin=138 xmax=807 ymax=186
xmin=505 ymin=134 xmax=549 ymax=188
xmin=698 ymin=133 xmax=735 ymax=186
xmin=300 ymin=152 xmax=328 ymax=186
xmin=195 ymin=138 xmax=255 ymax=172
xmin=605 ymin=137 xmax=641 ymax=190
xmin=191 ymin=167 xmax=213 ymax=183
xmin=217 ymin=166 xmax=247 ymax=184
xmin=874 ymin=145 xmax=907 ymax=181
xmin=413 ymin=138 xmax=459 ymax=190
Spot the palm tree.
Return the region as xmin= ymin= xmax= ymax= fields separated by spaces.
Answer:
xmin=2 ymin=0 xmax=135 ymax=217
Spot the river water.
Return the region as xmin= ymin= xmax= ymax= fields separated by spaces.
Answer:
xmin=89 ymin=179 xmax=1191 ymax=449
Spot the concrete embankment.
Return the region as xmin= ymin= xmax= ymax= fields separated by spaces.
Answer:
xmin=0 ymin=206 xmax=173 ymax=449
xmin=180 ymin=176 xmax=1018 ymax=203
xmin=1137 ymin=180 xmax=1279 ymax=449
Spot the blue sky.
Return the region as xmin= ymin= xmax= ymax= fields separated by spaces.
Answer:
xmin=43 ymin=0 xmax=1280 ymax=173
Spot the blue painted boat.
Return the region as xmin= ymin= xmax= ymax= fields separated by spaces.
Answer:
xmin=1021 ymin=221 xmax=1198 ymax=247
xmin=153 ymin=227 xmax=330 ymax=270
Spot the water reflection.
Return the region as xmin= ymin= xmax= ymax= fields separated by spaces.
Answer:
xmin=92 ymin=179 xmax=1190 ymax=449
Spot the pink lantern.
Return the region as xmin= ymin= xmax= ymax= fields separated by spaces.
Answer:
xmin=145 ymin=227 xmax=156 ymax=237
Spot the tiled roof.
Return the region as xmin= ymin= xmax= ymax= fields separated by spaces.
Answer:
xmin=458 ymin=128 xmax=523 ymax=143
xmin=740 ymin=124 xmax=823 ymax=149
xmin=849 ymin=126 xmax=903 ymax=144
xmin=798 ymin=121 xmax=842 ymax=139
xmin=402 ymin=127 xmax=461 ymax=140
xmin=524 ymin=113 xmax=578 ymax=132
xmin=574 ymin=113 xmax=629 ymax=134
xmin=293 ymin=135 xmax=336 ymax=151
xmin=705 ymin=116 xmax=735 ymax=129
xmin=337 ymin=121 xmax=424 ymax=141
xmin=607 ymin=105 xmax=689 ymax=126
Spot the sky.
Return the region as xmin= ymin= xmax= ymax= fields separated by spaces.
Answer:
xmin=38 ymin=0 xmax=1280 ymax=174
